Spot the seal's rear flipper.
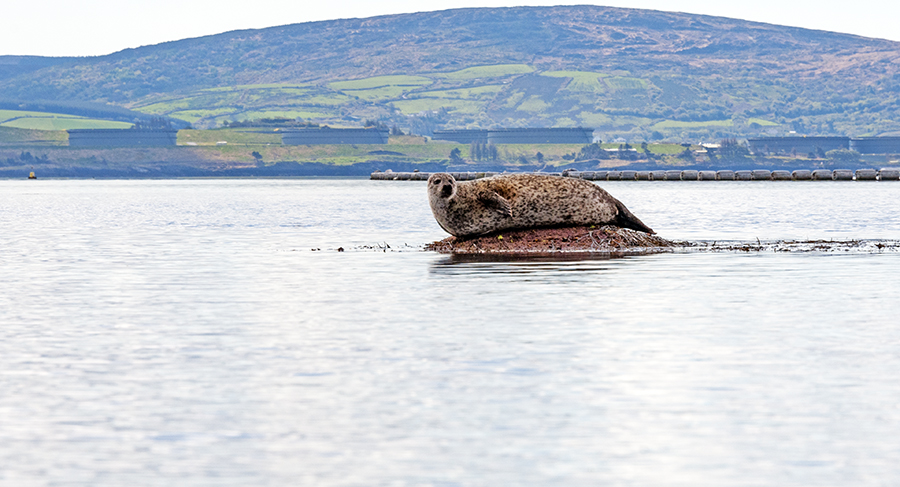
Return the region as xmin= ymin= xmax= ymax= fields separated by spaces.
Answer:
xmin=614 ymin=200 xmax=655 ymax=234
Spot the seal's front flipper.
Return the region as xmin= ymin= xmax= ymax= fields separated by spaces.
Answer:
xmin=479 ymin=191 xmax=513 ymax=217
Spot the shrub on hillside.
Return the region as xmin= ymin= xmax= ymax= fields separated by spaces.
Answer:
xmin=574 ymin=143 xmax=609 ymax=161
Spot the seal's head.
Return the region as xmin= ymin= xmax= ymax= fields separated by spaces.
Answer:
xmin=427 ymin=173 xmax=457 ymax=201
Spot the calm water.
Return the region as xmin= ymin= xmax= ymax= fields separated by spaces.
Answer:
xmin=1 ymin=179 xmax=899 ymax=486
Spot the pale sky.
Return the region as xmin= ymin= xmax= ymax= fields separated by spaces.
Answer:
xmin=4 ymin=0 xmax=899 ymax=57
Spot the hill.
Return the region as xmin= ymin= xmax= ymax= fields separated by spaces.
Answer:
xmin=2 ymin=6 xmax=900 ymax=140
xmin=0 ymin=100 xmax=189 ymax=130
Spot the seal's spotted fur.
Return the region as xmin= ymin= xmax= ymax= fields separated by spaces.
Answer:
xmin=427 ymin=173 xmax=654 ymax=238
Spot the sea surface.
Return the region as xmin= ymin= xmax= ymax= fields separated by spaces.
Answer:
xmin=1 ymin=178 xmax=899 ymax=486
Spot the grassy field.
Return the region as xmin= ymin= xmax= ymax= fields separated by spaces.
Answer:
xmin=3 ymin=118 xmax=132 ymax=130
xmin=516 ymin=96 xmax=551 ymax=113
xmin=431 ymin=64 xmax=534 ymax=80
xmin=0 ymin=109 xmax=133 ymax=131
xmin=644 ymin=143 xmax=686 ymax=154
xmin=416 ymin=85 xmax=503 ymax=99
xmin=651 ymin=119 xmax=734 ymax=130
xmin=0 ymin=126 xmax=68 ymax=146
xmin=578 ymin=112 xmax=653 ymax=128
xmin=299 ymin=94 xmax=356 ymax=105
xmin=1 ymin=109 xmax=71 ymax=121
xmin=131 ymin=85 xmax=353 ymax=126
xmin=233 ymin=110 xmax=334 ymax=121
xmin=605 ymin=77 xmax=649 ymax=90
xmin=748 ymin=118 xmax=779 ymax=127
xmin=543 ymin=71 xmax=608 ymax=92
xmin=503 ymin=92 xmax=525 ymax=109
xmin=328 ymin=75 xmax=433 ymax=91
xmin=166 ymin=108 xmax=239 ymax=124
xmin=135 ymin=98 xmax=203 ymax=114
xmin=392 ymin=99 xmax=484 ymax=115
xmin=204 ymin=83 xmax=311 ymax=91
xmin=178 ymin=129 xmax=282 ymax=145
xmin=388 ymin=135 xmax=429 ymax=144
xmin=342 ymin=85 xmax=413 ymax=101
xmin=328 ymin=76 xmax=444 ymax=101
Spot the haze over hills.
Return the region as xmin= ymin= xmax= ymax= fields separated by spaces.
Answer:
xmin=2 ymin=6 xmax=900 ymax=140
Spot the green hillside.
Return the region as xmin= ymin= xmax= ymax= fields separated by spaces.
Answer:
xmin=0 ymin=126 xmax=68 ymax=146
xmin=0 ymin=109 xmax=133 ymax=130
xmin=2 ymin=6 xmax=900 ymax=140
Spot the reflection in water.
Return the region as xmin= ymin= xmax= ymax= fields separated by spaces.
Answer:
xmin=436 ymin=251 xmax=629 ymax=264
xmin=434 ymin=252 xmax=628 ymax=267
xmin=429 ymin=252 xmax=636 ymax=277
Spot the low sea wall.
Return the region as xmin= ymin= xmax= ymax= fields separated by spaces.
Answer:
xmin=371 ymin=168 xmax=900 ymax=181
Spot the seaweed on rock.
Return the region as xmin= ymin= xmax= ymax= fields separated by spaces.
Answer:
xmin=425 ymin=225 xmax=675 ymax=254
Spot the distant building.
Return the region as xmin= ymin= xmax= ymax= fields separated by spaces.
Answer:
xmin=282 ymin=127 xmax=389 ymax=145
xmin=67 ymin=128 xmax=179 ymax=147
xmin=850 ymin=137 xmax=900 ymax=154
xmin=431 ymin=129 xmax=488 ymax=144
xmin=487 ymin=128 xmax=594 ymax=145
xmin=747 ymin=136 xmax=849 ymax=155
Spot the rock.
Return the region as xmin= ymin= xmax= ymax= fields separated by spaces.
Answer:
xmin=425 ymin=225 xmax=676 ymax=254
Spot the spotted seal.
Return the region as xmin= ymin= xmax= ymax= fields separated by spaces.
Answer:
xmin=427 ymin=173 xmax=654 ymax=238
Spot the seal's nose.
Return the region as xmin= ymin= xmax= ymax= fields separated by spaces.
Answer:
xmin=441 ymin=184 xmax=452 ymax=197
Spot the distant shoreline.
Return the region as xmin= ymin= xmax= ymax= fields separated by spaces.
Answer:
xmin=4 ymin=160 xmax=899 ymax=180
